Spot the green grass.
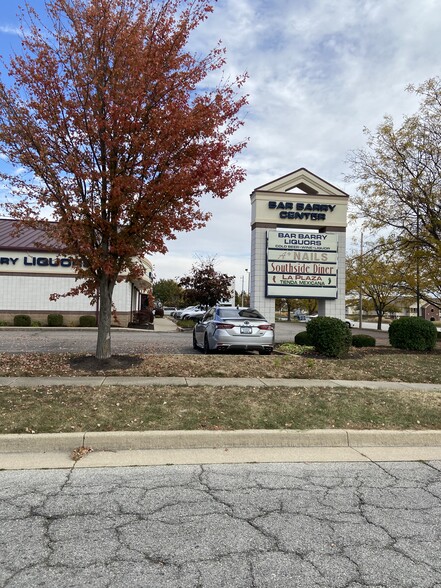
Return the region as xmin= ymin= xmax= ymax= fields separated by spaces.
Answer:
xmin=1 ymin=384 xmax=441 ymax=434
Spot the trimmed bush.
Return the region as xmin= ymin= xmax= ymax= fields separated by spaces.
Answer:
xmin=306 ymin=316 xmax=352 ymax=358
xmin=79 ymin=315 xmax=97 ymax=327
xmin=134 ymin=309 xmax=154 ymax=324
xmin=294 ymin=330 xmax=313 ymax=346
xmin=351 ymin=334 xmax=376 ymax=348
xmin=14 ymin=314 xmax=31 ymax=327
xmin=47 ymin=314 xmax=63 ymax=327
xmin=389 ymin=317 xmax=437 ymax=351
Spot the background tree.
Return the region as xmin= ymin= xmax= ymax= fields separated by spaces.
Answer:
xmin=152 ymin=279 xmax=184 ymax=308
xmin=234 ymin=291 xmax=250 ymax=307
xmin=275 ymin=298 xmax=302 ymax=321
xmin=394 ymin=243 xmax=441 ymax=309
xmin=0 ymin=0 xmax=247 ymax=359
xmin=179 ymin=258 xmax=234 ymax=307
xmin=346 ymin=243 xmax=405 ymax=329
xmin=347 ymin=77 xmax=441 ymax=309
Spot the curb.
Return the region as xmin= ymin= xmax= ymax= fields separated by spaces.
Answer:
xmin=1 ymin=429 xmax=441 ymax=454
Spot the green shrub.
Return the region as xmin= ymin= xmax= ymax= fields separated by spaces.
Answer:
xmin=294 ymin=330 xmax=313 ymax=346
xmin=31 ymin=321 xmax=42 ymax=327
xmin=134 ymin=309 xmax=154 ymax=324
xmin=14 ymin=314 xmax=31 ymax=327
xmin=351 ymin=334 xmax=376 ymax=348
xmin=79 ymin=315 xmax=97 ymax=327
xmin=0 ymin=320 xmax=9 ymax=326
xmin=47 ymin=314 xmax=63 ymax=327
xmin=306 ymin=316 xmax=352 ymax=358
xmin=389 ymin=317 xmax=437 ymax=351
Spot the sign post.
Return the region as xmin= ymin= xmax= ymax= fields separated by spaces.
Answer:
xmin=249 ymin=168 xmax=349 ymax=324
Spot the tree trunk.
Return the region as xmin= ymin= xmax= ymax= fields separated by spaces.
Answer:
xmin=376 ymin=311 xmax=383 ymax=330
xmin=96 ymin=276 xmax=115 ymax=359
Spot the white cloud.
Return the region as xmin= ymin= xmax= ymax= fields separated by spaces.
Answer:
xmin=150 ymin=0 xmax=441 ymax=282
xmin=0 ymin=26 xmax=21 ymax=36
xmin=2 ymin=0 xmax=441 ymax=285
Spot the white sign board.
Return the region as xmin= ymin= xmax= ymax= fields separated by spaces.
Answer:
xmin=266 ymin=230 xmax=338 ymax=298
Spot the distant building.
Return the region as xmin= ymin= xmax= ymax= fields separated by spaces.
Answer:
xmin=421 ymin=302 xmax=440 ymax=322
xmin=0 ymin=218 xmax=152 ymax=326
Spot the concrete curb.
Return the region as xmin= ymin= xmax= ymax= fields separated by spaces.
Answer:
xmin=1 ymin=429 xmax=441 ymax=454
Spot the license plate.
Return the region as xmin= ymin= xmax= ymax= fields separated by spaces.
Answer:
xmin=240 ymin=327 xmax=252 ymax=334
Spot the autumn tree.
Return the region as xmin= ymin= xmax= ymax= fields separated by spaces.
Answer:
xmin=346 ymin=242 xmax=405 ymax=329
xmin=347 ymin=77 xmax=441 ymax=309
xmin=275 ymin=298 xmax=302 ymax=321
xmin=393 ymin=242 xmax=441 ymax=310
xmin=153 ymin=278 xmax=184 ymax=307
xmin=0 ymin=0 xmax=247 ymax=358
xmin=179 ymin=258 xmax=234 ymax=307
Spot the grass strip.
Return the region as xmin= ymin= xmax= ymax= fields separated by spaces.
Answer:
xmin=1 ymin=385 xmax=441 ymax=434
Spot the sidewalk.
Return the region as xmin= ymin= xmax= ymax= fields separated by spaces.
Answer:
xmin=1 ymin=375 xmax=441 ymax=391
xmin=1 ymin=375 xmax=441 ymax=470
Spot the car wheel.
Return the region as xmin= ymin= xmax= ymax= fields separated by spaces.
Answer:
xmin=192 ymin=331 xmax=199 ymax=350
xmin=259 ymin=349 xmax=272 ymax=355
xmin=204 ymin=335 xmax=213 ymax=354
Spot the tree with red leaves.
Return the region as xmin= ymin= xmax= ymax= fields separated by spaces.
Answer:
xmin=0 ymin=0 xmax=247 ymax=358
xmin=179 ymin=257 xmax=234 ymax=307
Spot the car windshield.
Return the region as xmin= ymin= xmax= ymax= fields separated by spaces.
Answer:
xmin=218 ymin=308 xmax=265 ymax=320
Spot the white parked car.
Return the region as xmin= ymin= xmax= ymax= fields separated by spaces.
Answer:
xmin=182 ymin=307 xmax=206 ymax=321
xmin=174 ymin=306 xmax=199 ymax=319
xmin=193 ymin=306 xmax=274 ymax=354
xmin=302 ymin=314 xmax=355 ymax=328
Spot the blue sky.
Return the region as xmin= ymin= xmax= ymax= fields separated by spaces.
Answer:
xmin=1 ymin=0 xmax=441 ymax=287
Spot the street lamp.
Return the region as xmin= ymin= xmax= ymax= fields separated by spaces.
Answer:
xmin=241 ymin=269 xmax=249 ymax=307
xmin=245 ymin=268 xmax=249 ymax=306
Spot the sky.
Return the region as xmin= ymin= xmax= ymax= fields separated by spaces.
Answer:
xmin=0 ymin=0 xmax=440 ymax=292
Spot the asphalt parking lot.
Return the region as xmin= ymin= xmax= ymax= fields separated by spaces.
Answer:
xmin=0 ymin=320 xmax=390 ymax=354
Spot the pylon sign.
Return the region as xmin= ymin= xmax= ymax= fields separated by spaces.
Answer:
xmin=266 ymin=229 xmax=338 ymax=298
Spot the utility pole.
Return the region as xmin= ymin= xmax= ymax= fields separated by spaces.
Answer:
xmin=358 ymin=233 xmax=363 ymax=329
xmin=416 ymin=205 xmax=420 ymax=317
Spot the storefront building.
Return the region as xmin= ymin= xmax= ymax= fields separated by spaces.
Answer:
xmin=0 ymin=218 xmax=152 ymax=326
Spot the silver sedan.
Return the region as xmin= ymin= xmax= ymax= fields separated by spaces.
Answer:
xmin=193 ymin=306 xmax=275 ymax=355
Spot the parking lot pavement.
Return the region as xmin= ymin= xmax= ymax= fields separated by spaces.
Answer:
xmin=0 ymin=319 xmax=391 ymax=354
xmin=1 ymin=461 xmax=441 ymax=587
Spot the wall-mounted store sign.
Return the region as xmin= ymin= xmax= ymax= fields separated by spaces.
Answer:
xmin=0 ymin=251 xmax=84 ymax=274
xmin=0 ymin=255 xmax=80 ymax=267
xmin=266 ymin=230 xmax=338 ymax=299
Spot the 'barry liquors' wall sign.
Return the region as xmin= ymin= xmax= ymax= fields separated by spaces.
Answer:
xmin=266 ymin=230 xmax=338 ymax=299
